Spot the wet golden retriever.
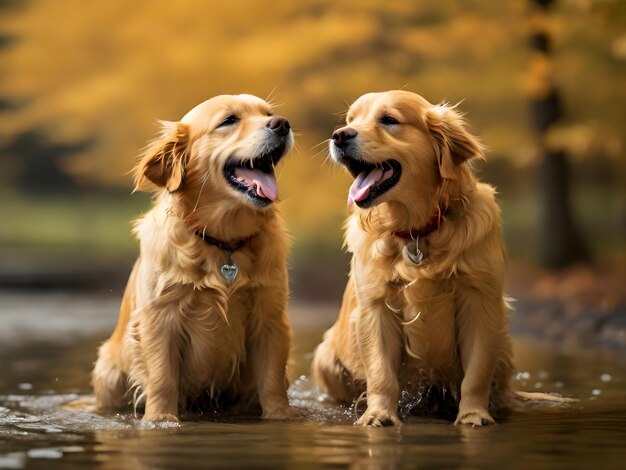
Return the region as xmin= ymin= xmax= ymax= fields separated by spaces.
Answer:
xmin=312 ymin=90 xmax=572 ymax=426
xmin=93 ymin=94 xmax=299 ymax=422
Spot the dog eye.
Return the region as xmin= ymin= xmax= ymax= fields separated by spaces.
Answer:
xmin=379 ymin=115 xmax=399 ymax=126
xmin=216 ymin=115 xmax=239 ymax=128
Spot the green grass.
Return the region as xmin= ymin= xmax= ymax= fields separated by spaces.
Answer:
xmin=0 ymin=187 xmax=622 ymax=265
xmin=0 ymin=191 xmax=151 ymax=261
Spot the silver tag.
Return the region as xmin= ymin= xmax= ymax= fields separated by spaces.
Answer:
xmin=220 ymin=251 xmax=238 ymax=284
xmin=403 ymin=234 xmax=424 ymax=265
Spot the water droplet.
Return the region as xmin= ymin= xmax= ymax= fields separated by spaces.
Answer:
xmin=591 ymin=389 xmax=602 ymax=396
xmin=27 ymin=448 xmax=63 ymax=459
xmin=534 ymin=382 xmax=543 ymax=389
xmin=600 ymin=373 xmax=612 ymax=383
xmin=42 ymin=425 xmax=64 ymax=433
xmin=554 ymin=381 xmax=564 ymax=388
xmin=17 ymin=383 xmax=32 ymax=391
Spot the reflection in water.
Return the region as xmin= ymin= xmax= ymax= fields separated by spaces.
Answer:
xmin=0 ymin=297 xmax=625 ymax=468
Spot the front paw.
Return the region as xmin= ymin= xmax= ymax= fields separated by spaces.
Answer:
xmin=356 ymin=408 xmax=401 ymax=427
xmin=262 ymin=405 xmax=303 ymax=421
xmin=454 ymin=408 xmax=495 ymax=426
xmin=142 ymin=412 xmax=179 ymax=423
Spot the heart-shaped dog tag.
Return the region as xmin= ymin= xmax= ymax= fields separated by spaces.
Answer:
xmin=403 ymin=234 xmax=424 ymax=266
xmin=404 ymin=244 xmax=423 ymax=265
xmin=220 ymin=263 xmax=238 ymax=284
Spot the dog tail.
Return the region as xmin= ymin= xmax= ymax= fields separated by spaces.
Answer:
xmin=507 ymin=390 xmax=578 ymax=410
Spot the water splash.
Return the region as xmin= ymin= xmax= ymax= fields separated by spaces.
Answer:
xmin=287 ymin=375 xmax=354 ymax=424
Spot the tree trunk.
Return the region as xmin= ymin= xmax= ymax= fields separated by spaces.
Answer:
xmin=527 ymin=0 xmax=590 ymax=268
xmin=537 ymin=149 xmax=589 ymax=268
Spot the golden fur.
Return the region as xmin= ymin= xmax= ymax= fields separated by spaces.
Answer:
xmin=312 ymin=90 xmax=572 ymax=426
xmin=92 ymin=94 xmax=299 ymax=422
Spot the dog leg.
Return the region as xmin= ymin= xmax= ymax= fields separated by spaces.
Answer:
xmin=312 ymin=333 xmax=361 ymax=403
xmin=354 ymin=300 xmax=402 ymax=427
xmin=93 ymin=340 xmax=128 ymax=411
xmin=249 ymin=285 xmax=301 ymax=421
xmin=140 ymin=307 xmax=181 ymax=422
xmin=93 ymin=262 xmax=136 ymax=411
xmin=454 ymin=290 xmax=505 ymax=426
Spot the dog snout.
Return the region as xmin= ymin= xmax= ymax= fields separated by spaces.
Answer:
xmin=266 ymin=116 xmax=291 ymax=137
xmin=332 ymin=127 xmax=358 ymax=149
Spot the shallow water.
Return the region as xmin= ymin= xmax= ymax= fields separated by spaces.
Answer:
xmin=1 ymin=292 xmax=625 ymax=469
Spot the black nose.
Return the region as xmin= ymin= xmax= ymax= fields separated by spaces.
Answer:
xmin=266 ymin=116 xmax=291 ymax=137
xmin=332 ymin=127 xmax=358 ymax=148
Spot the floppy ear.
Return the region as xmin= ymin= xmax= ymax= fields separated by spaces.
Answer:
xmin=133 ymin=121 xmax=190 ymax=192
xmin=424 ymin=104 xmax=485 ymax=181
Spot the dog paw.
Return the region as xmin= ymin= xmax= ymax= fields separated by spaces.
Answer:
xmin=356 ymin=408 xmax=401 ymax=427
xmin=142 ymin=412 xmax=179 ymax=423
xmin=262 ymin=405 xmax=303 ymax=421
xmin=454 ymin=409 xmax=495 ymax=426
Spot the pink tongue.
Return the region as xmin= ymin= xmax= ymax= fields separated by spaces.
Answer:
xmin=348 ymin=168 xmax=384 ymax=206
xmin=234 ymin=168 xmax=278 ymax=201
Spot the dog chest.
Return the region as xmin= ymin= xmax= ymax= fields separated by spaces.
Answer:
xmin=400 ymin=278 xmax=458 ymax=374
xmin=177 ymin=288 xmax=250 ymax=394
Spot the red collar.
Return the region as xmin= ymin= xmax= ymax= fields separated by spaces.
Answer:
xmin=394 ymin=213 xmax=445 ymax=240
xmin=193 ymin=226 xmax=255 ymax=252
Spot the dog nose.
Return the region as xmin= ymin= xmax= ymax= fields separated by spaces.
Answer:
xmin=332 ymin=127 xmax=358 ymax=148
xmin=266 ymin=116 xmax=291 ymax=137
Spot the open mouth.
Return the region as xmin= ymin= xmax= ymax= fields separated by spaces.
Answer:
xmin=342 ymin=158 xmax=402 ymax=208
xmin=223 ymin=142 xmax=287 ymax=207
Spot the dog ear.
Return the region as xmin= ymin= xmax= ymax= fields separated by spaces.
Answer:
xmin=424 ymin=104 xmax=485 ymax=181
xmin=133 ymin=121 xmax=190 ymax=192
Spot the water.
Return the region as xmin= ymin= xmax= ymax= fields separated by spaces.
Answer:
xmin=1 ymin=292 xmax=625 ymax=469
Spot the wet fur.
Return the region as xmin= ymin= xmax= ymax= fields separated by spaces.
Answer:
xmin=312 ymin=90 xmax=574 ymax=427
xmin=92 ymin=94 xmax=299 ymax=422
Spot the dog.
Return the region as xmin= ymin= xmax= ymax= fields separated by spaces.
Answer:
xmin=312 ymin=90 xmax=573 ymax=426
xmin=92 ymin=94 xmax=299 ymax=422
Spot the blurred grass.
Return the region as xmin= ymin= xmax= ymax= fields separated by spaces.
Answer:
xmin=0 ymin=191 xmax=150 ymax=260
xmin=0 ymin=185 xmax=622 ymax=266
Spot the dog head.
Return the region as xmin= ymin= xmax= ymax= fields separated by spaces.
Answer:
xmin=330 ymin=90 xmax=484 ymax=214
xmin=134 ymin=94 xmax=293 ymax=210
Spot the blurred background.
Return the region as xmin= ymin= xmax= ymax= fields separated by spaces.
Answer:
xmin=1 ymin=2 xmax=626 ymax=465
xmin=0 ymin=0 xmax=624 ymax=346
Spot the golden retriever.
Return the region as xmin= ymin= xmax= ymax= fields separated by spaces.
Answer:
xmin=312 ymin=90 xmax=572 ymax=426
xmin=92 ymin=94 xmax=299 ymax=422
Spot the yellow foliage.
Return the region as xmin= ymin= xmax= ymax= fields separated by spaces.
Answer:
xmin=0 ymin=0 xmax=624 ymax=238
